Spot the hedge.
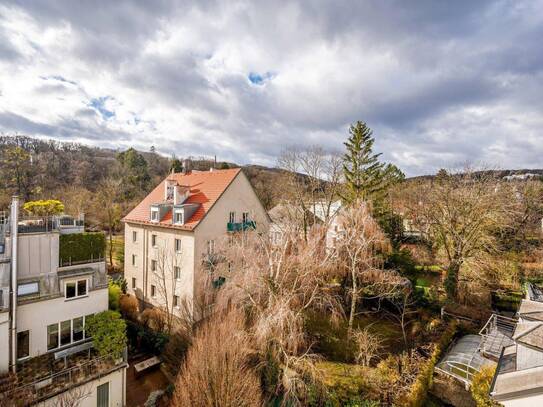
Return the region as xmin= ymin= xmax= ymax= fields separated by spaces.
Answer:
xmin=403 ymin=321 xmax=458 ymax=407
xmin=59 ymin=232 xmax=106 ymax=264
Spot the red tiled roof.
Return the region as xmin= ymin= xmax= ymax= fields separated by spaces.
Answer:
xmin=122 ymin=168 xmax=241 ymax=231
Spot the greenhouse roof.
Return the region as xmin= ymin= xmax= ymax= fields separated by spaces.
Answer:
xmin=435 ymin=334 xmax=495 ymax=385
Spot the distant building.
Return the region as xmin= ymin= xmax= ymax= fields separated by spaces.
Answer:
xmin=0 ymin=197 xmax=126 ymax=406
xmin=123 ymin=168 xmax=270 ymax=319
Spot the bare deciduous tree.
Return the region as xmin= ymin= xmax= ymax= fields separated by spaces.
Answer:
xmin=151 ymin=244 xmax=181 ymax=333
xmin=50 ymin=384 xmax=92 ymax=407
xmin=172 ymin=309 xmax=262 ymax=407
xmin=353 ymin=327 xmax=383 ymax=367
xmin=404 ymin=168 xmax=514 ymax=301
xmin=334 ymin=201 xmax=402 ymax=335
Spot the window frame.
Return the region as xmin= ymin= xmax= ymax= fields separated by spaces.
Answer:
xmin=97 ymin=382 xmax=109 ymax=407
xmin=150 ymin=208 xmax=159 ymax=222
xmin=173 ymin=295 xmax=179 ymax=308
xmin=65 ymin=279 xmax=88 ymax=300
xmin=132 ymin=231 xmax=137 ymax=242
xmin=242 ymin=212 xmax=249 ymax=223
xmin=174 ymin=266 xmax=181 ymax=280
xmin=174 ymin=211 xmax=184 ymax=224
xmin=151 ymin=234 xmax=157 ymax=247
xmin=132 ymin=254 xmax=137 ymax=266
xmin=151 ymin=285 xmax=156 ymax=298
xmin=17 ymin=330 xmax=30 ymax=360
xmin=229 ymin=211 xmax=236 ymax=223
xmin=132 ymin=277 xmax=136 ymax=289
xmin=175 ymin=238 xmax=182 ymax=253
xmin=151 ymin=259 xmax=157 ymax=272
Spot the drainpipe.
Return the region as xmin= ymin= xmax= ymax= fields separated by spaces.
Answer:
xmin=9 ymin=196 xmax=18 ymax=372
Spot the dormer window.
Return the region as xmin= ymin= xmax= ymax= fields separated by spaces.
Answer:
xmin=174 ymin=210 xmax=184 ymax=225
xmin=151 ymin=208 xmax=159 ymax=222
xmin=166 ymin=185 xmax=174 ymax=200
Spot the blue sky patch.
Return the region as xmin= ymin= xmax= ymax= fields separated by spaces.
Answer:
xmin=248 ymin=71 xmax=274 ymax=85
xmin=88 ymin=96 xmax=115 ymax=120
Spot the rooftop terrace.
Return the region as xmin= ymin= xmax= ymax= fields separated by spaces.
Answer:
xmin=0 ymin=346 xmax=126 ymax=405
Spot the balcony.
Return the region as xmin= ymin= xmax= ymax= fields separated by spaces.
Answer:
xmin=1 ymin=214 xmax=85 ymax=235
xmin=0 ymin=346 xmax=127 ymax=405
xmin=227 ymin=221 xmax=256 ymax=232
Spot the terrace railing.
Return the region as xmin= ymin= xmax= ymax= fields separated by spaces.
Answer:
xmin=479 ymin=314 xmax=517 ymax=360
xmin=2 ymin=349 xmax=127 ymax=405
xmin=227 ymin=221 xmax=256 ymax=232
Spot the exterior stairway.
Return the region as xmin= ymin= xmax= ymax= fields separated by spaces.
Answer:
xmin=479 ymin=314 xmax=517 ymax=360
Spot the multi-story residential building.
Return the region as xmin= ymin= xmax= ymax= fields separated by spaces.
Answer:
xmin=0 ymin=197 xmax=127 ymax=406
xmin=488 ymin=284 xmax=543 ymax=406
xmin=123 ymin=167 xmax=270 ymax=319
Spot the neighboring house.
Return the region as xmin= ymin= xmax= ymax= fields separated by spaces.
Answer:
xmin=122 ymin=168 xmax=270 ymax=319
xmin=0 ymin=197 xmax=126 ymax=406
xmin=488 ymin=284 xmax=543 ymax=406
xmin=437 ymin=282 xmax=543 ymax=406
xmin=269 ymin=200 xmax=343 ymax=248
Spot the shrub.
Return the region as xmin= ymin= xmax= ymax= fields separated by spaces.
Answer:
xmin=59 ymin=232 xmax=105 ymax=264
xmin=23 ymin=199 xmax=64 ymax=216
xmin=403 ymin=321 xmax=457 ymax=407
xmin=172 ymin=309 xmax=262 ymax=407
xmin=471 ymin=366 xmax=499 ymax=407
xmin=86 ymin=311 xmax=127 ymax=359
xmin=108 ymin=281 xmax=122 ymax=311
xmin=119 ymin=294 xmax=139 ymax=320
xmin=141 ymin=308 xmax=167 ymax=332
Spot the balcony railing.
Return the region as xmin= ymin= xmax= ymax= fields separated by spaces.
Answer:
xmin=227 ymin=221 xmax=256 ymax=232
xmin=1 ymin=214 xmax=85 ymax=235
xmin=479 ymin=314 xmax=517 ymax=360
xmin=2 ymin=348 xmax=127 ymax=405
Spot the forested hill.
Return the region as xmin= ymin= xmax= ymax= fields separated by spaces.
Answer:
xmin=0 ymin=135 xmax=288 ymax=212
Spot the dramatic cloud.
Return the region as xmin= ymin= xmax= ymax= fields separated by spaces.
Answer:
xmin=0 ymin=0 xmax=541 ymax=175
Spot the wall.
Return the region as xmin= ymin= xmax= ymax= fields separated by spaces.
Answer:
xmin=194 ymin=171 xmax=270 ymax=299
xmin=501 ymin=393 xmax=543 ymax=407
xmin=16 ymin=287 xmax=108 ymax=357
xmin=40 ymin=367 xmax=126 ymax=407
xmin=124 ymin=222 xmax=195 ymax=317
xmin=4 ymin=232 xmax=59 ymax=279
xmin=0 ymin=311 xmax=9 ymax=372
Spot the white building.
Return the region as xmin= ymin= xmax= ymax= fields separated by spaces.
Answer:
xmin=0 ymin=197 xmax=126 ymax=406
xmin=488 ymin=284 xmax=543 ymax=406
xmin=122 ymin=168 xmax=270 ymax=319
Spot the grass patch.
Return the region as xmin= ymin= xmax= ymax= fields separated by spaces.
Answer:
xmin=306 ymin=312 xmax=404 ymax=363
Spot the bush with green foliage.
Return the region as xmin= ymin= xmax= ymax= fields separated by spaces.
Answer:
xmin=109 ymin=280 xmax=122 ymax=310
xmin=385 ymin=249 xmax=417 ymax=277
xmin=59 ymin=232 xmax=105 ymax=264
xmin=86 ymin=311 xmax=127 ymax=359
xmin=471 ymin=365 xmax=499 ymax=407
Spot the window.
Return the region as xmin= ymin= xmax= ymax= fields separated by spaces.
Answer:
xmin=73 ymin=317 xmax=84 ymax=342
xmin=17 ymin=330 xmax=29 ymax=359
xmin=166 ymin=185 xmax=174 ymax=200
xmin=207 ymin=240 xmax=215 ymax=254
xmin=174 ymin=211 xmax=183 ymax=224
xmin=173 ymin=295 xmax=179 ymax=307
xmin=151 ymin=234 xmax=157 ymax=247
xmin=66 ymin=282 xmax=76 ymax=298
xmin=242 ymin=212 xmax=249 ymax=223
xmin=97 ymin=382 xmax=109 ymax=407
xmin=60 ymin=320 xmax=71 ymax=346
xmin=47 ymin=323 xmax=59 ymax=350
xmin=77 ymin=280 xmax=87 ymax=296
xmin=229 ymin=211 xmax=236 ymax=223
xmin=132 ymin=231 xmax=137 ymax=242
xmin=65 ymin=279 xmax=87 ymax=299
xmin=151 ymin=285 xmax=156 ymax=297
xmin=132 ymin=254 xmax=136 ymax=266
xmin=174 ymin=266 xmax=181 ymax=280
xmin=151 ymin=209 xmax=159 ymax=222
xmin=18 ymin=282 xmax=39 ymax=296
xmin=132 ymin=277 xmax=136 ymax=289
xmin=151 ymin=260 xmax=157 ymax=271
xmin=175 ymin=238 xmax=182 ymax=252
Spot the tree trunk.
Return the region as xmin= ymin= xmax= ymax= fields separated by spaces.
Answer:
xmin=445 ymin=260 xmax=461 ymax=301
xmin=348 ymin=267 xmax=358 ymax=337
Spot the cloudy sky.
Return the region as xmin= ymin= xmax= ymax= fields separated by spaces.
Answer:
xmin=0 ymin=1 xmax=542 ymax=175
